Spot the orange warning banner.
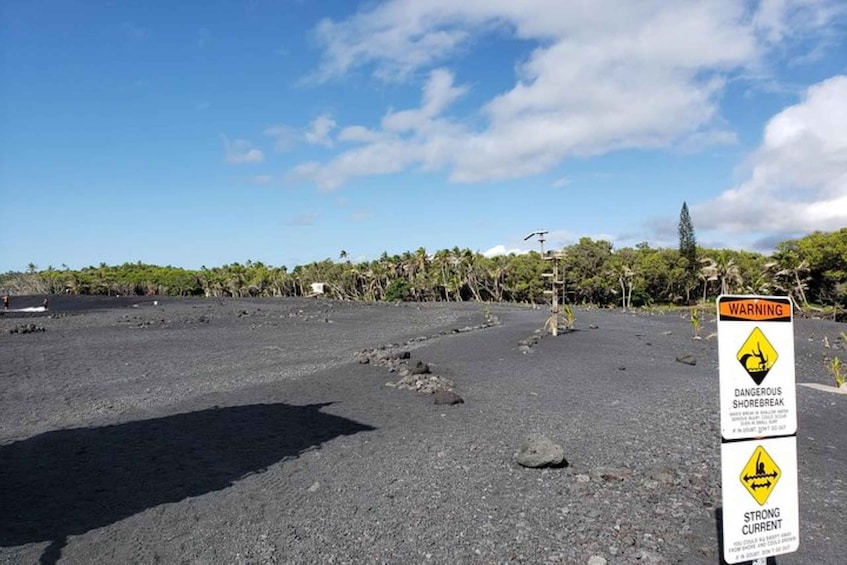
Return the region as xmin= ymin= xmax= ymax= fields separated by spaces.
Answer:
xmin=718 ymin=297 xmax=792 ymax=322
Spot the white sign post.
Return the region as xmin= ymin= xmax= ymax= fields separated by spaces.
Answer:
xmin=717 ymin=295 xmax=799 ymax=564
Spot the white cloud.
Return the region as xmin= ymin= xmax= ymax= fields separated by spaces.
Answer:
xmin=753 ymin=0 xmax=846 ymax=44
xmin=221 ymin=134 xmax=264 ymax=165
xmin=695 ymin=75 xmax=847 ymax=236
xmin=484 ymin=229 xmax=584 ymax=258
xmin=482 ymin=245 xmax=529 ymax=257
xmin=381 ymin=68 xmax=467 ymax=132
xmin=338 ymin=125 xmax=390 ymax=144
xmin=262 ymin=117 xmax=338 ymax=153
xmin=305 ymin=114 xmax=337 ymax=147
xmin=293 ymin=0 xmax=840 ymax=189
xmin=263 ymin=125 xmax=299 ymax=153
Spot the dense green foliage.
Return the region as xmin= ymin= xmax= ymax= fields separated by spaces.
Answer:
xmin=3 ymin=229 xmax=846 ymax=310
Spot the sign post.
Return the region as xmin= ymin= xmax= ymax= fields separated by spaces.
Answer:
xmin=717 ymin=296 xmax=799 ymax=564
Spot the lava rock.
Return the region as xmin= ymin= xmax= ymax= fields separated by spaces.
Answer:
xmin=433 ymin=390 xmax=464 ymax=405
xmin=514 ymin=433 xmax=568 ymax=468
xmin=8 ymin=324 xmax=46 ymax=334
xmin=408 ymin=361 xmax=431 ymax=375
xmin=676 ymin=354 xmax=697 ymax=366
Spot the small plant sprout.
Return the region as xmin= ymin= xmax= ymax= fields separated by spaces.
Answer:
xmin=828 ymin=356 xmax=845 ymax=388
xmin=690 ymin=307 xmax=702 ymax=339
xmin=562 ymin=304 xmax=576 ymax=330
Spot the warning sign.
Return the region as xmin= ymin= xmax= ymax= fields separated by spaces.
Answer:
xmin=736 ymin=327 xmax=778 ymax=385
xmin=718 ymin=296 xmax=799 ymax=563
xmin=717 ymin=295 xmax=796 ymax=440
xmin=740 ymin=445 xmax=781 ymax=505
xmin=718 ymin=297 xmax=792 ymax=322
xmin=721 ymin=437 xmax=799 ymax=563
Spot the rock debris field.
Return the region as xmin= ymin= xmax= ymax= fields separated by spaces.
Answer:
xmin=1 ymin=295 xmax=845 ymax=565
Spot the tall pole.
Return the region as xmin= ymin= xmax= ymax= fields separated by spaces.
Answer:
xmin=551 ymin=255 xmax=559 ymax=336
xmin=524 ymin=230 xmax=549 ymax=256
xmin=527 ymin=231 xmax=564 ymax=336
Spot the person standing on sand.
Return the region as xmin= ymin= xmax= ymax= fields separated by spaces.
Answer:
xmin=2 ymin=294 xmax=8 ymax=310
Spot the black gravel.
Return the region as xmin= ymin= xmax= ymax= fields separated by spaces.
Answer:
xmin=0 ymin=298 xmax=844 ymax=565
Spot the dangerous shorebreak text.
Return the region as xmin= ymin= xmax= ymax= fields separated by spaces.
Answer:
xmin=734 ymin=386 xmax=784 ymax=409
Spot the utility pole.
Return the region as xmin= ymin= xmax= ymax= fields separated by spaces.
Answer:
xmin=525 ymin=231 xmax=564 ymax=336
xmin=542 ymin=251 xmax=566 ymax=336
xmin=524 ymin=230 xmax=548 ymax=256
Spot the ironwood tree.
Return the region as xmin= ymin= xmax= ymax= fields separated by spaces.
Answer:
xmin=678 ymin=201 xmax=698 ymax=302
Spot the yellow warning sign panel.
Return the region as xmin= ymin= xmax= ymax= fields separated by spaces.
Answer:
xmin=736 ymin=327 xmax=778 ymax=385
xmin=740 ymin=446 xmax=781 ymax=505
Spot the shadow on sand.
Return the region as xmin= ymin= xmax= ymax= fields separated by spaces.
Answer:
xmin=0 ymin=402 xmax=374 ymax=564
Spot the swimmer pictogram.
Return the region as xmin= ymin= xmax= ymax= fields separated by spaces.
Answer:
xmin=740 ymin=446 xmax=781 ymax=505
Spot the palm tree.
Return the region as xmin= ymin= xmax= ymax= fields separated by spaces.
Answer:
xmin=612 ymin=263 xmax=636 ymax=310
xmin=766 ymin=260 xmax=810 ymax=307
xmin=699 ymin=258 xmax=718 ymax=302
xmin=701 ymin=255 xmax=742 ymax=297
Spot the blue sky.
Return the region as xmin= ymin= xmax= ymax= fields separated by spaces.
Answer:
xmin=1 ymin=0 xmax=846 ymax=272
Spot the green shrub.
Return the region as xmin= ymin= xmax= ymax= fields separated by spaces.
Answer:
xmin=384 ymin=279 xmax=412 ymax=302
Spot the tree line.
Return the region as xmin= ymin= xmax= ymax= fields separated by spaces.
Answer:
xmin=2 ymin=228 xmax=845 ymax=311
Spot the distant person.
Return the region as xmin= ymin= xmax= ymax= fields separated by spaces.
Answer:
xmin=42 ymin=298 xmax=49 ymax=310
xmin=2 ymin=294 xmax=8 ymax=310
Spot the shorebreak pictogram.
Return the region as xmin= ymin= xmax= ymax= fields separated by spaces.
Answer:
xmin=736 ymin=327 xmax=778 ymax=385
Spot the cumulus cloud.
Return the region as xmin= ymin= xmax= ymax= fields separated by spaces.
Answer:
xmin=292 ymin=0 xmax=840 ymax=189
xmin=305 ymin=114 xmax=337 ymax=147
xmin=482 ymin=245 xmax=529 ymax=257
xmin=221 ymin=134 xmax=264 ymax=165
xmin=263 ymin=125 xmax=299 ymax=153
xmin=695 ymin=75 xmax=847 ymax=237
xmin=263 ymin=116 xmax=338 ymax=153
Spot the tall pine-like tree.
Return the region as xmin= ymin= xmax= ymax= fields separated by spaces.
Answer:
xmin=678 ymin=202 xmax=697 ymax=302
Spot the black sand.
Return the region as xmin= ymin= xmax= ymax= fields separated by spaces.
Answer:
xmin=1 ymin=297 xmax=844 ymax=564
